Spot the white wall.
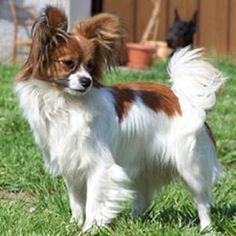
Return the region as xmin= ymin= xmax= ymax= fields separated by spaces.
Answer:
xmin=0 ymin=0 xmax=91 ymax=63
xmin=68 ymin=0 xmax=91 ymax=30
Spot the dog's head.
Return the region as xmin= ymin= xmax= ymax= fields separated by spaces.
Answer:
xmin=17 ymin=6 xmax=124 ymax=95
xmin=166 ymin=9 xmax=198 ymax=49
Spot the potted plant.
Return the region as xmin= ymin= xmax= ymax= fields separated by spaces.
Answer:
xmin=126 ymin=0 xmax=171 ymax=69
xmin=126 ymin=43 xmax=156 ymax=69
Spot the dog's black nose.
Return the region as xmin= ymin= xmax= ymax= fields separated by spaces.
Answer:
xmin=80 ymin=77 xmax=92 ymax=88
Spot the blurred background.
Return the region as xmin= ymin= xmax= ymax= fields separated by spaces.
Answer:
xmin=0 ymin=0 xmax=235 ymax=64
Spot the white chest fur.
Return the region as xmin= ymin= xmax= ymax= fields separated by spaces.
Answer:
xmin=15 ymin=79 xmax=114 ymax=176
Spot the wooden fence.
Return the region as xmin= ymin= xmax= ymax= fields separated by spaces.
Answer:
xmin=102 ymin=0 xmax=236 ymax=56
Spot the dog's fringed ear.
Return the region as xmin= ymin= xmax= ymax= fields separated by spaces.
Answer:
xmin=174 ymin=8 xmax=180 ymax=20
xmin=43 ymin=6 xmax=68 ymax=32
xmin=73 ymin=13 xmax=124 ymax=70
xmin=17 ymin=6 xmax=68 ymax=80
xmin=32 ymin=6 xmax=68 ymax=58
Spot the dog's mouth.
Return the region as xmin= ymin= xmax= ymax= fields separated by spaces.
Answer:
xmin=53 ymin=78 xmax=86 ymax=92
xmin=72 ymin=88 xmax=87 ymax=93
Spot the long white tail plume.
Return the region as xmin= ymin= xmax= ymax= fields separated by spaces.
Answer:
xmin=168 ymin=47 xmax=225 ymax=188
xmin=169 ymin=46 xmax=226 ymax=111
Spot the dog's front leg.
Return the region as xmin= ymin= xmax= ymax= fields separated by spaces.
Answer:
xmin=82 ymin=164 xmax=132 ymax=232
xmin=82 ymin=165 xmax=109 ymax=231
xmin=64 ymin=176 xmax=86 ymax=226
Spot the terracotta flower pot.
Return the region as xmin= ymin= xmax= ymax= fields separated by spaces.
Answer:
xmin=126 ymin=43 xmax=156 ymax=69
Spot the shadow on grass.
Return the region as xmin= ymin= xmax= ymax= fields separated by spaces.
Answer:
xmin=88 ymin=204 xmax=236 ymax=235
xmin=140 ymin=203 xmax=236 ymax=229
xmin=211 ymin=204 xmax=236 ymax=220
xmin=142 ymin=205 xmax=199 ymax=227
xmin=211 ymin=204 xmax=236 ymax=233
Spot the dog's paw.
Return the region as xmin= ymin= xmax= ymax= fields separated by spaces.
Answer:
xmin=70 ymin=215 xmax=84 ymax=227
xmin=200 ymin=224 xmax=213 ymax=234
xmin=82 ymin=222 xmax=94 ymax=233
xmin=130 ymin=205 xmax=146 ymax=219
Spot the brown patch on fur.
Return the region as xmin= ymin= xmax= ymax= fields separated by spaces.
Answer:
xmin=111 ymin=86 xmax=135 ymax=122
xmin=111 ymin=82 xmax=181 ymax=122
xmin=139 ymin=83 xmax=181 ymax=117
xmin=17 ymin=36 xmax=83 ymax=81
xmin=204 ymin=122 xmax=216 ymax=148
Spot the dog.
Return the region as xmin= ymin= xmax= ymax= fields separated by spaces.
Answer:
xmin=166 ymin=9 xmax=198 ymax=50
xmin=15 ymin=6 xmax=225 ymax=232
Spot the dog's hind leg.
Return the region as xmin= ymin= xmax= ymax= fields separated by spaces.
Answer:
xmin=131 ymin=178 xmax=157 ymax=218
xmin=181 ymin=170 xmax=212 ymax=230
xmin=131 ymin=163 xmax=174 ymax=219
xmin=176 ymin=126 xmax=223 ymax=230
xmin=131 ymin=189 xmax=154 ymax=218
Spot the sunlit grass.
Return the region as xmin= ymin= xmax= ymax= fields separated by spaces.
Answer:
xmin=0 ymin=58 xmax=235 ymax=235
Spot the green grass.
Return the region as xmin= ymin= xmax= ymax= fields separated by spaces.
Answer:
xmin=0 ymin=59 xmax=235 ymax=236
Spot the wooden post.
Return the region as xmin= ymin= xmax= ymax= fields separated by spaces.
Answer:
xmin=141 ymin=0 xmax=161 ymax=42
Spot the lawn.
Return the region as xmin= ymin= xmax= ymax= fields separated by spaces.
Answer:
xmin=0 ymin=58 xmax=235 ymax=236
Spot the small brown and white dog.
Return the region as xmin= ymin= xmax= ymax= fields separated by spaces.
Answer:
xmin=15 ymin=6 xmax=225 ymax=232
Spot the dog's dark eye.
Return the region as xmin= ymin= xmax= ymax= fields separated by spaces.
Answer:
xmin=61 ymin=60 xmax=76 ymax=70
xmin=87 ymin=60 xmax=95 ymax=70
